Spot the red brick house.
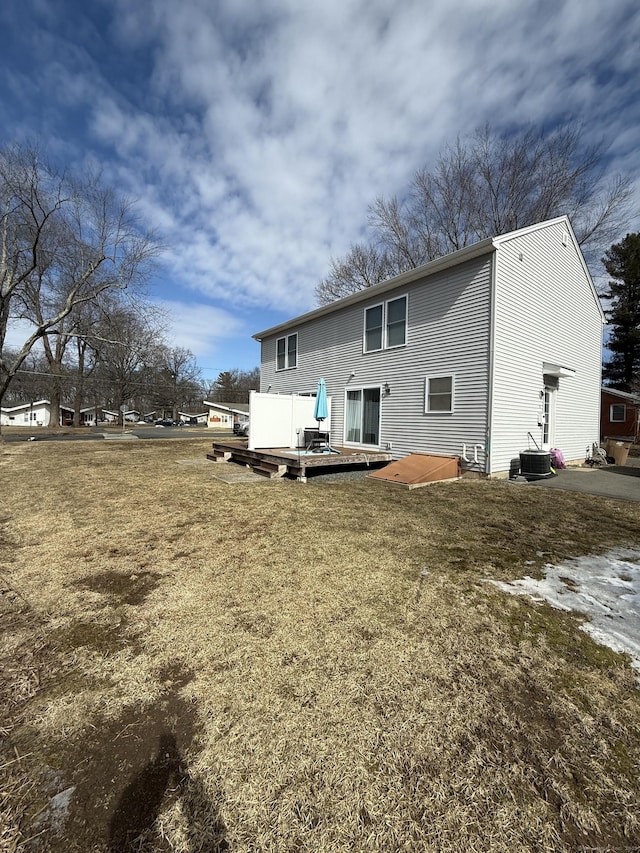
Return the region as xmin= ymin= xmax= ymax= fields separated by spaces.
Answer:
xmin=600 ymin=387 xmax=640 ymax=442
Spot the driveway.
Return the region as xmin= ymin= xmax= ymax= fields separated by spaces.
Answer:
xmin=529 ymin=457 xmax=640 ymax=502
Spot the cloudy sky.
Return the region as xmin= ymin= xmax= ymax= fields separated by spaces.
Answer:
xmin=1 ymin=0 xmax=639 ymax=384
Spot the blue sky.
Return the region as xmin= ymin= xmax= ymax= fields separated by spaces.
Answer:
xmin=1 ymin=0 xmax=639 ymax=386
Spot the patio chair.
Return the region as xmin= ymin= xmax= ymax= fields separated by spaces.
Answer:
xmin=304 ymin=427 xmax=331 ymax=452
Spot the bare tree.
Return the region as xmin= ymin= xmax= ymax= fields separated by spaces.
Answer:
xmin=315 ymin=124 xmax=634 ymax=304
xmin=316 ymin=243 xmax=396 ymax=304
xmin=151 ymin=345 xmax=203 ymax=420
xmin=89 ymin=304 xmax=160 ymax=425
xmin=0 ymin=144 xmax=158 ymax=434
xmin=2 ymin=348 xmax=51 ymax=404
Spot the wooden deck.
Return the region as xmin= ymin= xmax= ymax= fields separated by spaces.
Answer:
xmin=206 ymin=440 xmax=392 ymax=481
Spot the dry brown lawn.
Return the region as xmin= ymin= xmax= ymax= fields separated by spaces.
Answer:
xmin=1 ymin=437 xmax=639 ymax=853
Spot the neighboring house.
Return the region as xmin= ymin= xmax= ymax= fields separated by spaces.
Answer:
xmin=203 ymin=401 xmax=249 ymax=429
xmin=253 ymin=217 xmax=604 ymax=477
xmin=1 ymin=400 xmax=52 ymax=427
xmin=60 ymin=406 xmax=98 ymax=426
xmin=2 ymin=402 xmax=104 ymax=427
xmin=600 ymin=387 xmax=640 ymax=442
xmin=178 ymin=410 xmax=209 ymax=425
xmin=102 ymin=409 xmax=140 ymax=423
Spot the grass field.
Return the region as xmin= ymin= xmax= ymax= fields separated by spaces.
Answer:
xmin=1 ymin=437 xmax=639 ymax=852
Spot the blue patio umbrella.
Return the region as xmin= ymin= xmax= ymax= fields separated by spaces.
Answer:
xmin=313 ymin=378 xmax=328 ymax=426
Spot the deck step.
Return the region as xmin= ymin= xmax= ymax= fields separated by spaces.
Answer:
xmin=206 ymin=451 xmax=232 ymax=462
xmin=251 ymin=464 xmax=288 ymax=479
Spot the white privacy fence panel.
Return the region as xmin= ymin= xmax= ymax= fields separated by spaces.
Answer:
xmin=248 ymin=391 xmax=331 ymax=450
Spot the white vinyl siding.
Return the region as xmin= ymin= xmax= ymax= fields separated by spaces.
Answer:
xmin=490 ymin=221 xmax=602 ymax=474
xmin=260 ymin=256 xmax=492 ymax=459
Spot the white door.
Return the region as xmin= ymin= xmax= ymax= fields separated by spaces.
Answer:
xmin=541 ymin=380 xmax=557 ymax=449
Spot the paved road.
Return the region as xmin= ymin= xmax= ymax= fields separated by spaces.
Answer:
xmin=1 ymin=426 xmax=228 ymax=443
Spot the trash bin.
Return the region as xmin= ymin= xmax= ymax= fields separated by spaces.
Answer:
xmin=605 ymin=439 xmax=631 ymax=466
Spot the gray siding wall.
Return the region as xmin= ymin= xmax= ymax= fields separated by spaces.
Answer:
xmin=260 ymin=256 xmax=493 ymax=464
xmin=490 ymin=222 xmax=603 ymax=473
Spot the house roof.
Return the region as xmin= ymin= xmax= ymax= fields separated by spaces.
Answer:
xmin=602 ymin=386 xmax=640 ymax=404
xmin=1 ymin=399 xmax=50 ymax=413
xmin=253 ymin=216 xmax=603 ymax=340
xmin=203 ymin=401 xmax=250 ymax=415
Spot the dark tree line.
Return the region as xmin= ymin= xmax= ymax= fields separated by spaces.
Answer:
xmin=602 ymin=233 xmax=640 ymax=392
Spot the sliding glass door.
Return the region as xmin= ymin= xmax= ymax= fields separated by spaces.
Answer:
xmin=345 ymin=387 xmax=381 ymax=446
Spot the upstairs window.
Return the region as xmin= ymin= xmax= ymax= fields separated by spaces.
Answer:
xmin=276 ymin=333 xmax=297 ymax=370
xmin=364 ymin=304 xmax=384 ymax=352
xmin=610 ymin=403 xmax=626 ymax=422
xmin=364 ymin=296 xmax=407 ymax=352
xmin=386 ymin=296 xmax=407 ymax=347
xmin=425 ymin=375 xmax=454 ymax=413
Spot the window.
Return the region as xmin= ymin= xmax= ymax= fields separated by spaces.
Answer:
xmin=364 ymin=304 xmax=383 ymax=352
xmin=425 ymin=375 xmax=454 ymax=413
xmin=345 ymin=387 xmax=381 ymax=445
xmin=386 ymin=296 xmax=407 ymax=347
xmin=610 ymin=403 xmax=626 ymax=423
xmin=276 ymin=333 xmax=297 ymax=370
xmin=364 ymin=296 xmax=407 ymax=352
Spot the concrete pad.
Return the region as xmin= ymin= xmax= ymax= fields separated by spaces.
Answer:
xmin=528 ymin=459 xmax=640 ymax=502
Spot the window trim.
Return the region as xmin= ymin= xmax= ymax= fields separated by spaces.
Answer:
xmin=276 ymin=332 xmax=298 ymax=371
xmin=610 ymin=403 xmax=626 ymax=423
xmin=363 ymin=294 xmax=407 ymax=353
xmin=425 ymin=374 xmax=455 ymax=414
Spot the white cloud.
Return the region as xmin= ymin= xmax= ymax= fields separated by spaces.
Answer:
xmin=155 ymin=299 xmax=259 ymax=377
xmin=3 ymin=0 xmax=640 ymax=329
xmin=3 ymin=319 xmax=39 ymax=353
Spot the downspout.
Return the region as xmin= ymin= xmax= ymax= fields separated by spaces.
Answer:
xmin=485 ymin=245 xmax=498 ymax=477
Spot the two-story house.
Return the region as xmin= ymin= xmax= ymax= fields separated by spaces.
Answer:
xmin=253 ymin=217 xmax=604 ymax=477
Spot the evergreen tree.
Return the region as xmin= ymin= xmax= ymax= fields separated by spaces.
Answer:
xmin=602 ymin=233 xmax=640 ymax=391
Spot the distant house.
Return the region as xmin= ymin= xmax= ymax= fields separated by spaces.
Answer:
xmin=601 ymin=387 xmax=640 ymax=442
xmin=102 ymin=409 xmax=140 ymax=423
xmin=253 ymin=217 xmax=604 ymax=477
xmin=203 ymin=401 xmax=249 ymax=429
xmin=1 ymin=401 xmax=98 ymax=427
xmin=1 ymin=400 xmax=52 ymax=427
xmin=60 ymin=405 xmax=98 ymax=426
xmin=178 ymin=410 xmax=208 ymax=425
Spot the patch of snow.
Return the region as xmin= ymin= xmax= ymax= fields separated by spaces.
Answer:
xmin=492 ymin=548 xmax=640 ymax=673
